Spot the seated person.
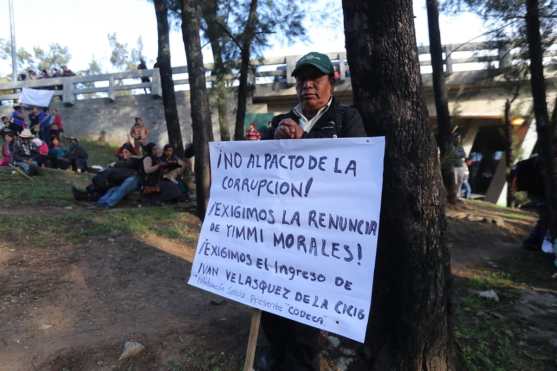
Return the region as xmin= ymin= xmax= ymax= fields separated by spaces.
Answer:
xmin=28 ymin=107 xmax=40 ymax=135
xmin=9 ymin=105 xmax=26 ymax=133
xmin=37 ymin=108 xmax=52 ymax=144
xmin=141 ymin=143 xmax=185 ymax=204
xmin=245 ymin=123 xmax=261 ymax=140
xmin=0 ymin=128 xmax=15 ymax=166
xmin=73 ymin=143 xmax=141 ymax=208
xmin=160 ymin=144 xmax=186 ymax=181
xmin=67 ymin=137 xmax=89 ymax=173
xmin=48 ymin=136 xmax=70 ymax=169
xmin=31 ymin=138 xmax=49 ymax=167
xmin=50 ymin=109 xmax=64 ymax=138
xmin=12 ymin=129 xmax=39 ymax=175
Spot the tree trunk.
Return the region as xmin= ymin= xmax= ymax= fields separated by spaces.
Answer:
xmin=342 ymin=1 xmax=455 ymax=370
xmin=504 ymin=100 xmax=514 ymax=207
xmin=525 ymin=0 xmax=557 ymax=239
xmin=233 ymin=0 xmax=258 ymax=141
xmin=426 ymin=0 xmax=457 ymax=204
xmin=154 ymin=0 xmax=185 ymax=158
xmin=202 ymin=0 xmax=231 ymax=141
xmin=181 ymin=0 xmax=214 ymax=219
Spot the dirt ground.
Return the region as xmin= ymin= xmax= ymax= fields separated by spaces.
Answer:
xmin=0 ymin=206 xmax=250 ymax=371
xmin=0 ymin=200 xmax=556 ymax=370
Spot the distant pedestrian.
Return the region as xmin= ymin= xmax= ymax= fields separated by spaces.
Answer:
xmin=137 ymin=58 xmax=150 ymax=94
xmin=453 ymin=135 xmax=468 ymax=200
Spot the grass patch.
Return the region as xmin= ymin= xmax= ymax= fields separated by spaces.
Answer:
xmin=465 ymin=199 xmax=536 ymax=223
xmin=496 ymin=252 xmax=557 ymax=291
xmin=166 ymin=347 xmax=242 ymax=371
xmin=454 ymin=267 xmax=555 ymax=371
xmin=0 ymin=168 xmax=81 ymax=207
xmin=80 ymin=139 xmax=118 ymax=166
xmin=86 ymin=206 xmax=199 ymax=243
xmin=0 ymin=206 xmax=199 ymax=248
xmin=0 ymin=140 xmax=117 ymax=207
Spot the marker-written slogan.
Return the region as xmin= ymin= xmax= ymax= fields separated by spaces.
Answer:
xmin=188 ymin=137 xmax=385 ymax=343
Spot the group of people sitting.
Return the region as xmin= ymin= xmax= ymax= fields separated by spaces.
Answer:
xmin=17 ymin=65 xmax=75 ymax=81
xmin=72 ymin=117 xmax=194 ymax=208
xmin=0 ymin=105 xmax=87 ymax=175
xmin=2 ymin=105 xmax=64 ymax=141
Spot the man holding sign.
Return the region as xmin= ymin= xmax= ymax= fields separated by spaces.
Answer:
xmin=188 ymin=52 xmax=382 ymax=371
xmin=262 ymin=53 xmax=368 ymax=370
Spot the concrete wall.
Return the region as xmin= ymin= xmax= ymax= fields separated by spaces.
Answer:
xmin=0 ymin=91 xmax=268 ymax=147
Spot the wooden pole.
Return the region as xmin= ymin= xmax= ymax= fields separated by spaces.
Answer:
xmin=242 ymin=309 xmax=261 ymax=371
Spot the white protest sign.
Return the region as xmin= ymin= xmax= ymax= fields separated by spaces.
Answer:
xmin=19 ymin=87 xmax=55 ymax=107
xmin=188 ymin=137 xmax=384 ymax=342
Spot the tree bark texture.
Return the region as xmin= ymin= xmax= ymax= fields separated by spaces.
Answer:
xmin=202 ymin=0 xmax=231 ymax=141
xmin=426 ymin=0 xmax=457 ymax=204
xmin=342 ymin=0 xmax=455 ymax=370
xmin=234 ymin=0 xmax=258 ymax=141
xmin=154 ymin=0 xmax=185 ymax=158
xmin=181 ymin=0 xmax=214 ymax=219
xmin=526 ymin=0 xmax=557 ymax=239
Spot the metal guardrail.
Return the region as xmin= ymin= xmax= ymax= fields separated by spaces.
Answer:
xmin=0 ymin=41 xmax=555 ymax=105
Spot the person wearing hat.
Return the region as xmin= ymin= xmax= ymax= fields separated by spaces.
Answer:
xmin=13 ymin=128 xmax=39 ymax=175
xmin=31 ymin=137 xmax=49 ymax=168
xmin=267 ymin=51 xmax=366 ymax=141
xmin=0 ymin=128 xmax=15 ymax=166
xmin=259 ymin=52 xmax=367 ymax=371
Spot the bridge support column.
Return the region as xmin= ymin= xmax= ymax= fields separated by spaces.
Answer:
xmin=108 ymin=76 xmax=115 ymax=102
xmin=62 ymin=79 xmax=75 ymax=106
xmin=461 ymin=121 xmax=479 ymax=157
xmin=151 ymin=68 xmax=162 ymax=98
xmin=486 ymin=117 xmax=538 ymax=205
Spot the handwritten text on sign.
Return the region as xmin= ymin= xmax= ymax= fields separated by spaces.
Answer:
xmin=188 ymin=138 xmax=384 ymax=342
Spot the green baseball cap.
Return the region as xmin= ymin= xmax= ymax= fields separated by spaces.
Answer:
xmin=292 ymin=52 xmax=334 ymax=77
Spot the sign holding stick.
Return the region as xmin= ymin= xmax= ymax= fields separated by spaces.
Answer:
xmin=188 ymin=137 xmax=385 ymax=343
xmin=242 ymin=309 xmax=261 ymax=371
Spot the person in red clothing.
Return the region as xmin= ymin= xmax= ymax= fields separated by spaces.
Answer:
xmin=50 ymin=108 xmax=64 ymax=138
xmin=245 ymin=122 xmax=261 ymax=140
xmin=0 ymin=128 xmax=15 ymax=166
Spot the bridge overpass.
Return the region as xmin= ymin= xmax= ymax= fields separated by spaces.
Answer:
xmin=0 ymin=41 xmax=556 ymax=204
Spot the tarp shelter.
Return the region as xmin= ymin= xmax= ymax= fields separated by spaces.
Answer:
xmin=19 ymin=88 xmax=55 ymax=108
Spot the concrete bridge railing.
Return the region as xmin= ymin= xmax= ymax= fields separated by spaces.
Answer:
xmin=0 ymin=41 xmax=555 ymax=105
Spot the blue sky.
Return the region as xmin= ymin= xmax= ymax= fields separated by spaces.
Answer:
xmin=0 ymin=0 xmax=487 ymax=75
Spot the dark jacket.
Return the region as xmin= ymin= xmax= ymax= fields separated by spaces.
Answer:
xmin=68 ymin=143 xmax=89 ymax=161
xmin=266 ymin=97 xmax=367 ymax=139
xmin=13 ymin=139 xmax=33 ymax=162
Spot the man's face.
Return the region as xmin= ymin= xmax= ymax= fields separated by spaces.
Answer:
xmin=163 ymin=147 xmax=173 ymax=158
xmin=121 ymin=149 xmax=131 ymax=159
xmin=295 ymin=67 xmax=333 ymax=112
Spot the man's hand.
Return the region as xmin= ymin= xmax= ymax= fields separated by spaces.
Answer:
xmin=274 ymin=119 xmax=304 ymax=139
